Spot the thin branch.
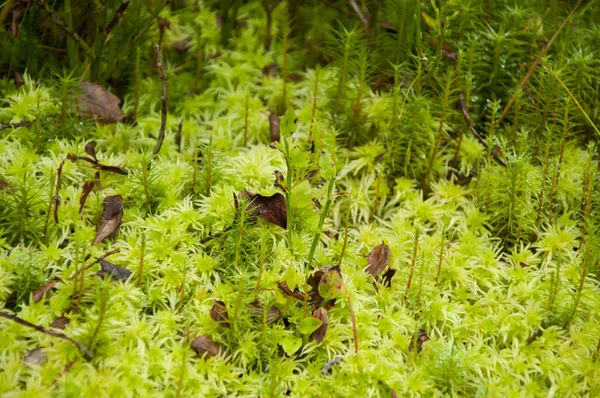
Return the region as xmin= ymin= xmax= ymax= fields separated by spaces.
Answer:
xmin=53 ymin=158 xmax=66 ymax=223
xmin=153 ymin=44 xmax=168 ymax=155
xmin=104 ymin=0 xmax=131 ymax=35
xmin=459 ymin=92 xmax=506 ymax=167
xmin=496 ymin=0 xmax=582 ymax=127
xmin=50 ymin=359 xmax=78 ymax=388
xmin=0 ymin=311 xmax=92 ymax=359
xmin=349 ymin=0 xmax=369 ymax=33
xmin=0 ymin=121 xmax=32 ymax=130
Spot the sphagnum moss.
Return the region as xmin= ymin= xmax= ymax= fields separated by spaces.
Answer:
xmin=1 ymin=0 xmax=600 ymax=397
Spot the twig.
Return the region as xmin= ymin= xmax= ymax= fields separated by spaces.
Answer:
xmin=82 ymin=249 xmax=120 ymax=272
xmin=33 ymin=0 xmax=91 ymax=53
xmin=459 ymin=92 xmax=506 ymax=167
xmin=50 ymin=359 xmax=78 ymax=388
xmin=0 ymin=121 xmax=32 ymax=130
xmin=0 ymin=311 xmax=92 ymax=359
xmin=153 ymin=44 xmax=168 ymax=155
xmin=104 ymin=0 xmax=131 ymax=35
xmin=53 ymin=158 xmax=66 ymax=223
xmin=495 ymin=0 xmax=582 ymax=127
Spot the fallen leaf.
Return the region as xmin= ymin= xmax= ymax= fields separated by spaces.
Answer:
xmin=98 ymin=259 xmax=131 ymax=281
xmin=288 ymin=73 xmax=303 ymax=82
xmin=32 ymin=280 xmax=57 ymax=302
xmin=14 ymin=70 xmax=24 ymax=89
xmin=51 ymin=316 xmax=70 ymax=330
xmin=191 ymin=336 xmax=222 ymax=358
xmin=77 ymin=82 xmax=124 ymax=124
xmin=366 ymin=242 xmax=391 ymax=277
xmin=306 ymin=266 xmax=337 ymax=308
xmin=243 ymin=190 xmax=287 ymax=229
xmin=274 ymin=170 xmax=288 ymax=192
xmin=92 ymin=195 xmax=123 ymax=245
xmin=318 ymin=266 xmax=343 ymax=301
xmin=269 ymin=112 xmax=280 ymax=142
xmin=210 ymin=299 xmax=230 ymax=328
xmin=157 ymin=17 xmax=171 ymax=31
xmin=409 ymin=329 xmax=430 ymax=352
xmin=311 ymin=308 xmax=328 ymax=344
xmin=94 ymin=164 xmax=128 ymax=175
xmin=527 ymin=329 xmax=543 ymax=345
xmin=381 ymin=268 xmax=397 ymax=288
xmin=277 ymin=281 xmax=306 ymax=301
xmin=372 ymin=75 xmax=393 ymax=93
xmin=79 ymin=181 xmax=95 ymax=215
xmin=85 ymin=143 xmax=97 ymax=161
xmin=321 ymin=356 xmax=342 ymax=376
xmin=23 ymin=347 xmax=47 ymax=366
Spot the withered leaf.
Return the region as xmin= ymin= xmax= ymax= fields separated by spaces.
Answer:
xmin=247 ymin=300 xmax=283 ymax=324
xmin=77 ymin=82 xmax=124 ymax=124
xmin=157 ymin=17 xmax=171 ymax=31
xmin=92 ymin=195 xmax=123 ymax=245
xmin=409 ymin=329 xmax=430 ymax=352
xmin=262 ymin=63 xmax=280 ymax=77
xmin=0 ymin=178 xmax=15 ymax=191
xmin=306 ymin=266 xmax=337 ymax=309
xmin=23 ymin=347 xmax=47 ymax=366
xmin=94 ymin=164 xmax=128 ymax=175
xmin=527 ymin=329 xmax=543 ymax=345
xmin=210 ymin=299 xmax=230 ymax=328
xmin=269 ymin=113 xmax=280 ymax=142
xmin=366 ymin=242 xmax=391 ymax=277
xmin=79 ymin=181 xmax=95 ymax=215
xmin=318 ymin=266 xmax=343 ymax=301
xmin=172 ymin=37 xmax=192 ymax=53
xmin=14 ymin=70 xmax=24 ymax=89
xmin=274 ymin=170 xmax=288 ymax=192
xmin=11 ymin=6 xmax=24 ymax=39
xmin=51 ymin=316 xmax=71 ymax=330
xmin=99 ymin=259 xmax=131 ymax=281
xmin=85 ymin=143 xmax=97 ymax=161
xmin=243 ymin=190 xmax=287 ymax=229
xmin=311 ymin=308 xmax=328 ymax=344
xmin=277 ymin=281 xmax=306 ymax=301
xmin=381 ymin=268 xmax=397 ymax=288
xmin=32 ymin=280 xmax=57 ymax=302
xmin=191 ymin=336 xmax=222 ymax=358
xmin=321 ymin=356 xmax=342 ymax=376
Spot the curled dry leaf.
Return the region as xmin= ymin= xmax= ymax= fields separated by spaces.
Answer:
xmin=191 ymin=336 xmax=222 ymax=358
xmin=381 ymin=268 xmax=397 ymax=288
xmin=98 ymin=259 xmax=131 ymax=281
xmin=23 ymin=347 xmax=47 ymax=366
xmin=92 ymin=195 xmax=123 ymax=245
xmin=77 ymin=82 xmax=124 ymax=124
xmin=306 ymin=266 xmax=337 ymax=309
xmin=32 ymin=280 xmax=58 ymax=302
xmin=311 ymin=308 xmax=328 ymax=344
xmin=79 ymin=181 xmax=95 ymax=215
xmin=277 ymin=281 xmax=306 ymax=301
xmin=243 ymin=190 xmax=287 ymax=229
xmin=269 ymin=112 xmax=280 ymax=142
xmin=210 ymin=299 xmax=230 ymax=328
xmin=85 ymin=143 xmax=97 ymax=161
xmin=51 ymin=316 xmax=71 ymax=330
xmin=366 ymin=242 xmax=391 ymax=277
xmin=409 ymin=329 xmax=430 ymax=352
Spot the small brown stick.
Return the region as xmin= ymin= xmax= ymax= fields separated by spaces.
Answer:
xmin=459 ymin=92 xmax=506 ymax=167
xmin=53 ymin=158 xmax=66 ymax=223
xmin=104 ymin=0 xmax=131 ymax=35
xmin=0 ymin=121 xmax=32 ymax=130
xmin=153 ymin=44 xmax=168 ymax=155
xmin=0 ymin=311 xmax=92 ymax=359
xmin=343 ymin=285 xmax=359 ymax=354
xmin=495 ymin=0 xmax=582 ymax=127
xmin=50 ymin=359 xmax=78 ymax=388
xmin=349 ymin=0 xmax=369 ymax=34
xmin=67 ymin=249 xmax=120 ymax=279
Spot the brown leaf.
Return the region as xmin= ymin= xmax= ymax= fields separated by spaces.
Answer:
xmin=0 ymin=179 xmax=15 ymax=192
xmin=366 ymin=242 xmax=391 ymax=277
xmin=11 ymin=6 xmax=24 ymax=39
xmin=79 ymin=181 xmax=95 ymax=215
xmin=94 ymin=164 xmax=128 ymax=175
xmin=172 ymin=37 xmax=192 ymax=53
xmin=381 ymin=268 xmax=397 ymax=288
xmin=77 ymin=82 xmax=124 ymax=124
xmin=14 ymin=70 xmax=24 ymax=89
xmin=209 ymin=299 xmax=230 ymax=328
xmin=243 ymin=190 xmax=287 ymax=229
xmin=191 ymin=336 xmax=222 ymax=358
xmin=98 ymin=259 xmax=131 ymax=281
xmin=92 ymin=195 xmax=123 ymax=245
xmin=23 ymin=347 xmax=47 ymax=366
xmin=157 ymin=17 xmax=171 ymax=31
xmin=32 ymin=280 xmax=57 ymax=302
xmin=311 ymin=308 xmax=328 ymax=344
xmin=85 ymin=143 xmax=97 ymax=161
xmin=51 ymin=316 xmax=71 ymax=330
xmin=247 ymin=300 xmax=283 ymax=324
xmin=277 ymin=282 xmax=306 ymax=301
xmin=371 ymin=75 xmax=393 ymax=93
xmin=409 ymin=329 xmax=430 ymax=352
xmin=269 ymin=113 xmax=280 ymax=142
xmin=262 ymin=63 xmax=280 ymax=77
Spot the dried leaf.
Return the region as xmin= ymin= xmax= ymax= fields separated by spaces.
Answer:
xmin=157 ymin=17 xmax=171 ymax=31
xmin=11 ymin=6 xmax=24 ymax=39
xmin=269 ymin=112 xmax=280 ymax=142
xmin=311 ymin=308 xmax=328 ymax=344
xmin=247 ymin=300 xmax=282 ymax=324
xmin=172 ymin=37 xmax=192 ymax=53
xmin=262 ymin=63 xmax=280 ymax=77
xmin=191 ymin=336 xmax=222 ymax=358
xmin=94 ymin=164 xmax=128 ymax=175
xmin=307 ymin=266 xmax=337 ymax=308
xmin=381 ymin=268 xmax=397 ymax=288
xmin=210 ymin=299 xmax=230 ymax=328
xmin=32 ymin=280 xmax=57 ymax=302
xmin=321 ymin=356 xmax=342 ymax=376
xmin=527 ymin=329 xmax=543 ymax=345
xmin=0 ymin=178 xmax=15 ymax=191
xmin=99 ymin=259 xmax=131 ymax=281
xmin=14 ymin=70 xmax=24 ymax=89
xmin=23 ymin=347 xmax=47 ymax=366
xmin=409 ymin=329 xmax=430 ymax=352
xmin=85 ymin=143 xmax=97 ymax=161
xmin=366 ymin=242 xmax=391 ymax=277
xmin=51 ymin=316 xmax=70 ymax=330
xmin=318 ymin=266 xmax=343 ymax=301
xmin=79 ymin=181 xmax=95 ymax=215
xmin=92 ymin=195 xmax=123 ymax=245
xmin=77 ymin=82 xmax=124 ymax=124
xmin=274 ymin=170 xmax=288 ymax=192
xmin=277 ymin=281 xmax=306 ymax=301
xmin=243 ymin=190 xmax=287 ymax=229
